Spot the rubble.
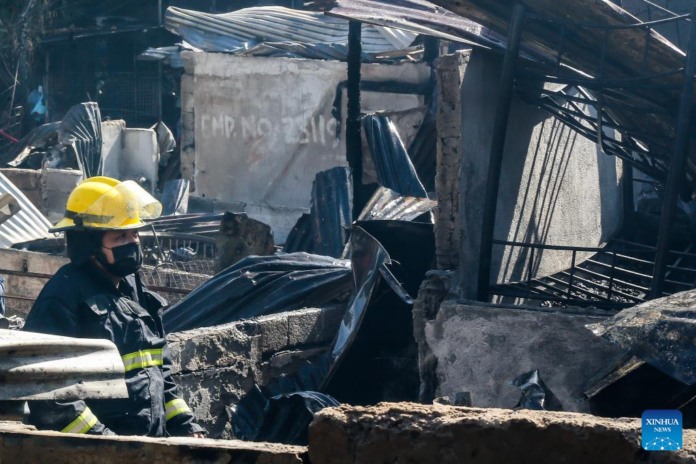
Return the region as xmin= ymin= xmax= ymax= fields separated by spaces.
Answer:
xmin=214 ymin=211 xmax=275 ymax=273
xmin=2 ymin=0 xmax=696 ymax=459
xmin=0 ymin=422 xmax=307 ymax=463
xmin=308 ymin=403 xmax=696 ymax=464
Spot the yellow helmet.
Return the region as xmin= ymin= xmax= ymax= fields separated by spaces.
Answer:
xmin=50 ymin=176 xmax=162 ymax=232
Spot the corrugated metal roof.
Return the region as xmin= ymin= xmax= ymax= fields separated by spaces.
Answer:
xmin=357 ymin=186 xmax=436 ymax=222
xmin=326 ymin=0 xmax=504 ymax=49
xmin=165 ymin=6 xmax=417 ymax=54
xmin=0 ymin=329 xmax=127 ymax=401
xmin=363 ymin=113 xmax=428 ymax=199
xmin=0 ymin=173 xmax=53 ymax=247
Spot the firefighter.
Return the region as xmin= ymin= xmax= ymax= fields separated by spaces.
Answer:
xmin=23 ymin=176 xmax=205 ymax=438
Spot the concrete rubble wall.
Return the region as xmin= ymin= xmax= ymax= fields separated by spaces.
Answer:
xmin=0 ymin=167 xmax=81 ymax=222
xmin=168 ymin=305 xmax=343 ymax=438
xmin=0 ymin=421 xmax=306 ymax=463
xmin=434 ymin=53 xmax=466 ymax=271
xmin=101 ymin=121 xmax=159 ymax=193
xmin=181 ymin=52 xmax=430 ymax=242
xmin=308 ymin=403 xmax=696 ymax=464
xmin=437 ymin=49 xmax=624 ymax=298
xmin=412 ymin=273 xmax=625 ymax=412
xmin=0 ymin=248 xmax=68 ymax=318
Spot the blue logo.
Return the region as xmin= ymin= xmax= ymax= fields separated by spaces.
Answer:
xmin=642 ymin=410 xmax=682 ymax=451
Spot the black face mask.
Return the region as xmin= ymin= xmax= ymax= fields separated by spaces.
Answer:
xmin=97 ymin=242 xmax=143 ymax=277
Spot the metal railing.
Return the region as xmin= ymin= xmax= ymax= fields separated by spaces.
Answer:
xmin=488 ymin=237 xmax=696 ymax=309
xmin=478 ymin=3 xmax=696 ymax=302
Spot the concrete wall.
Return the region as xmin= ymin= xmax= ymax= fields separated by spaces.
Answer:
xmin=309 ymin=403 xmax=696 ymax=464
xmin=181 ymin=53 xmax=430 ymax=242
xmin=0 ymin=248 xmax=69 ymax=318
xmin=101 ymin=120 xmax=125 ymax=179
xmin=41 ymin=168 xmax=82 ymax=222
xmin=168 ymin=305 xmax=343 ymax=438
xmin=101 ymin=121 xmax=159 ymax=193
xmin=0 ymin=168 xmax=81 ymax=223
xmin=437 ymin=50 xmax=624 ymax=298
xmin=434 ymin=54 xmax=466 ymax=270
xmin=412 ymin=272 xmax=626 ymax=413
xmin=0 ymin=422 xmax=306 ymax=463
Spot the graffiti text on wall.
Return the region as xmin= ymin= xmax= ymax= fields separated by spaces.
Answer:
xmin=200 ymin=114 xmax=340 ymax=148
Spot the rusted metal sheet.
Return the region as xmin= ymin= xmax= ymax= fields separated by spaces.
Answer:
xmin=0 ymin=329 xmax=127 ymax=400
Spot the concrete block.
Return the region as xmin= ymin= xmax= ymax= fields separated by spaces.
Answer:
xmin=122 ymin=129 xmax=159 ymax=193
xmin=42 ymin=168 xmax=81 ymax=220
xmin=0 ymin=249 xmax=69 ymax=318
xmin=0 ymin=420 xmax=306 ymax=463
xmin=288 ymin=305 xmax=343 ymax=347
xmin=42 ymin=168 xmax=81 ymax=193
xmin=309 ymin=403 xmax=696 ymax=464
xmin=417 ymin=297 xmax=625 ymax=413
xmin=101 ymin=120 xmax=125 ymax=179
xmin=0 ymin=168 xmax=40 ymax=190
xmin=288 ymin=305 xmax=343 ymax=348
xmin=449 ymin=49 xmax=623 ymax=297
xmin=185 ymin=53 xmax=429 ymax=241
xmin=168 ymin=306 xmax=343 ymax=437
xmin=243 ymin=313 xmax=291 ymax=355
xmin=0 ymin=169 xmax=42 ymax=211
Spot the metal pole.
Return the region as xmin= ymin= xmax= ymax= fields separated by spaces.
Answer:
xmin=424 ymin=36 xmax=440 ymax=108
xmin=347 ymin=21 xmax=363 ymax=220
xmin=476 ymin=3 xmax=526 ymax=301
xmin=157 ymin=0 xmax=164 ymax=124
xmin=650 ymin=9 xmax=696 ymax=298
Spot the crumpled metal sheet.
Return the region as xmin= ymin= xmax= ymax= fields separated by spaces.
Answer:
xmin=163 ymin=253 xmax=353 ymax=333
xmin=164 ymin=6 xmax=416 ymax=54
xmin=161 ymin=179 xmax=190 ymax=216
xmin=587 ymin=290 xmax=696 ymax=385
xmin=2 ymin=122 xmax=60 ymax=167
xmin=407 ymin=110 xmax=437 ymax=193
xmin=326 ymin=0 xmax=508 ymax=50
xmin=357 ymin=186 xmax=436 ymax=222
xmin=283 ymin=167 xmax=353 ymax=258
xmin=511 ymin=369 xmax=564 ymax=411
xmin=0 ymin=329 xmax=127 ymax=400
xmin=234 ymin=388 xmax=339 ymax=445
xmin=310 ymin=167 xmax=353 ymax=258
xmin=363 ymin=113 xmax=428 ymax=198
xmin=326 ymin=226 xmax=391 ymax=376
xmin=58 ymin=102 xmax=103 ymax=178
xmin=283 ymin=213 xmax=313 ymax=254
xmin=0 ymin=173 xmax=53 ymax=247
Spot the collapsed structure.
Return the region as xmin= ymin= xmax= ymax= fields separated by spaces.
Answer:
xmin=1 ymin=0 xmax=696 ymax=461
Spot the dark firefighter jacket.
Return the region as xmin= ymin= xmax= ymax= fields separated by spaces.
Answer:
xmin=23 ymin=261 xmax=204 ymax=437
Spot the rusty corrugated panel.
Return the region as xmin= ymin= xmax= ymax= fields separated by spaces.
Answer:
xmin=0 ymin=173 xmax=53 ymax=248
xmin=165 ymin=6 xmax=416 ymax=54
xmin=0 ymin=329 xmax=127 ymax=400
